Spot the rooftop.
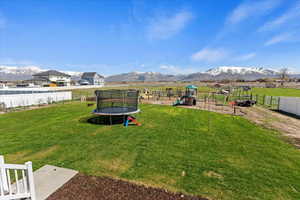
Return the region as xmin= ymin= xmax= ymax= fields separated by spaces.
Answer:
xmin=82 ymin=72 xmax=104 ymax=79
xmin=33 ymin=70 xmax=71 ymax=77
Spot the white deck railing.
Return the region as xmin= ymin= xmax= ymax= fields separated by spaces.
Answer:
xmin=0 ymin=156 xmax=36 ymax=200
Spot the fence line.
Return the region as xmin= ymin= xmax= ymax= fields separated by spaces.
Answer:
xmin=133 ymin=89 xmax=282 ymax=110
xmin=0 ymin=91 xmax=72 ymax=109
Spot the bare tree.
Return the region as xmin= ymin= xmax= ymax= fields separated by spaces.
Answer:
xmin=278 ymin=68 xmax=289 ymax=86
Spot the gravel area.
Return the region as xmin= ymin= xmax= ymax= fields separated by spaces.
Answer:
xmin=47 ymin=174 xmax=208 ymax=200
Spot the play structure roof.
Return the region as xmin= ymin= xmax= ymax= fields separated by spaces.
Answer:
xmin=186 ymin=85 xmax=198 ymax=89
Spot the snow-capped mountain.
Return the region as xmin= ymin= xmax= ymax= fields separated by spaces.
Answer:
xmin=0 ymin=65 xmax=82 ymax=81
xmin=105 ymin=66 xmax=299 ymax=82
xmin=205 ymin=66 xmax=278 ymax=76
xmin=181 ymin=66 xmax=283 ymax=81
xmin=0 ymin=65 xmax=44 ymax=74
xmin=0 ymin=65 xmax=43 ymax=80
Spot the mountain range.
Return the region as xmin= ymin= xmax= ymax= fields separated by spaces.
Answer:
xmin=0 ymin=65 xmax=299 ymax=82
xmin=105 ymin=67 xmax=300 ymax=82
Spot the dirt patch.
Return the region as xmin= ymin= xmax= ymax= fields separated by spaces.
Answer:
xmin=29 ymin=145 xmax=59 ymax=159
xmin=241 ymin=106 xmax=300 ymax=148
xmin=5 ymin=145 xmax=59 ymax=163
xmin=90 ymin=126 xmax=112 ymax=136
xmin=47 ymin=173 xmax=207 ymax=200
xmin=93 ymin=158 xmax=132 ymax=175
xmin=203 ymin=171 xmax=223 ymax=180
xmin=5 ymin=150 xmax=31 ymax=163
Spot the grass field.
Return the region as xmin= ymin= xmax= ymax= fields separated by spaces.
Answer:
xmin=251 ymin=88 xmax=300 ymax=97
xmin=1 ymin=103 xmax=300 ymax=199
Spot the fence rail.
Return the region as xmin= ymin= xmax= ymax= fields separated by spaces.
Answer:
xmin=0 ymin=156 xmax=36 ymax=200
xmin=0 ymin=91 xmax=72 ymax=109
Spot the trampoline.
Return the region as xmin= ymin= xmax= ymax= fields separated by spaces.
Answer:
xmin=93 ymin=89 xmax=140 ymax=116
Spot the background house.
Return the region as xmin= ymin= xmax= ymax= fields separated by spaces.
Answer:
xmin=32 ymin=70 xmax=71 ymax=87
xmin=80 ymin=72 xmax=104 ymax=86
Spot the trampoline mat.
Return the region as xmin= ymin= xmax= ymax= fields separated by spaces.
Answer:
xmin=93 ymin=106 xmax=139 ymax=115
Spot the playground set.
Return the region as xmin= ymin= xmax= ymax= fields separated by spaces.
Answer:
xmin=173 ymin=85 xmax=198 ymax=106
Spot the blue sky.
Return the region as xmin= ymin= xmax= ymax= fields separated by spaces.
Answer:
xmin=0 ymin=0 xmax=300 ymax=75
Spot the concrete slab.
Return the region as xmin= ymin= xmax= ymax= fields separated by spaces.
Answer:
xmin=33 ymin=165 xmax=78 ymax=200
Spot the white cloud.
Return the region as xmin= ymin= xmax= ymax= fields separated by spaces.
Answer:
xmin=160 ymin=64 xmax=197 ymax=74
xmin=235 ymin=53 xmax=256 ymax=61
xmin=264 ymin=32 xmax=296 ymax=46
xmin=191 ymin=48 xmax=229 ymax=62
xmin=226 ymin=0 xmax=281 ymax=25
xmin=259 ymin=1 xmax=300 ymax=31
xmin=146 ymin=10 xmax=193 ymax=40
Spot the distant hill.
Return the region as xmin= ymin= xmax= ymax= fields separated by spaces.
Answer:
xmin=104 ymin=72 xmax=179 ymax=82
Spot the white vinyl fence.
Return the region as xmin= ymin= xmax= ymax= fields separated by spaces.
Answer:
xmin=0 ymin=156 xmax=36 ymax=200
xmin=279 ymin=97 xmax=300 ymax=117
xmin=0 ymin=91 xmax=72 ymax=109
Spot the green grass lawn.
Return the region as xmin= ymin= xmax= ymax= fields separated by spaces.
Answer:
xmin=252 ymin=88 xmax=300 ymax=97
xmin=1 ymin=103 xmax=300 ymax=200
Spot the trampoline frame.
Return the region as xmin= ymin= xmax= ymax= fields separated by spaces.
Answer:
xmin=93 ymin=108 xmax=140 ymax=116
xmin=93 ymin=89 xmax=140 ymax=116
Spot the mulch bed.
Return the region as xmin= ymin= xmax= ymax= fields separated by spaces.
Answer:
xmin=47 ymin=174 xmax=208 ymax=200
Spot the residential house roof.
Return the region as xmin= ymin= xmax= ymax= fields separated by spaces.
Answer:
xmin=81 ymin=72 xmax=104 ymax=79
xmin=33 ymin=70 xmax=71 ymax=77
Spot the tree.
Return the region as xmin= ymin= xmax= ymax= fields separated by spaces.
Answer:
xmin=278 ymin=68 xmax=289 ymax=86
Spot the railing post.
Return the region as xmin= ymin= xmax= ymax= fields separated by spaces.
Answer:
xmin=26 ymin=161 xmax=36 ymax=200
xmin=0 ymin=155 xmax=9 ymax=192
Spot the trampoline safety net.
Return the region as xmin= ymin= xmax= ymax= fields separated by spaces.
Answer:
xmin=94 ymin=89 xmax=140 ymax=115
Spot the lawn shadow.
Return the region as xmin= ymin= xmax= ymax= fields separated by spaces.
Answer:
xmin=80 ymin=115 xmax=126 ymax=125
